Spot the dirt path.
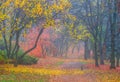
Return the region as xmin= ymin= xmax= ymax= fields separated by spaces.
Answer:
xmin=49 ymin=74 xmax=97 ymax=82
xmin=24 ymin=56 xmax=97 ymax=82
xmin=49 ymin=59 xmax=97 ymax=82
xmin=21 ymin=57 xmax=120 ymax=82
xmin=60 ymin=62 xmax=84 ymax=69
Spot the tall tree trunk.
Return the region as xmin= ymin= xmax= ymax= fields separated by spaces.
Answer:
xmin=110 ymin=27 xmax=116 ymax=69
xmin=109 ymin=0 xmax=117 ymax=69
xmin=116 ymin=56 xmax=119 ymax=67
xmin=72 ymin=45 xmax=76 ymax=54
xmin=84 ymin=40 xmax=87 ymax=60
xmin=94 ymin=39 xmax=99 ymax=67
xmin=99 ymin=41 xmax=104 ymax=65
xmin=84 ymin=39 xmax=90 ymax=60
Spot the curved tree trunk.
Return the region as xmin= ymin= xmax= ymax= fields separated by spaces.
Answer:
xmin=20 ymin=28 xmax=44 ymax=59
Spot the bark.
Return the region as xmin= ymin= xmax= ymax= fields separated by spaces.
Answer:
xmin=109 ymin=0 xmax=117 ymax=69
xmin=116 ymin=56 xmax=119 ymax=67
xmin=20 ymin=28 xmax=44 ymax=59
xmin=84 ymin=39 xmax=90 ymax=60
xmin=94 ymin=40 xmax=99 ymax=67
xmin=72 ymin=45 xmax=76 ymax=54
xmin=110 ymin=26 xmax=116 ymax=69
xmin=3 ymin=34 xmax=9 ymax=58
xmin=99 ymin=41 xmax=104 ymax=65
xmin=11 ymin=30 xmax=20 ymax=67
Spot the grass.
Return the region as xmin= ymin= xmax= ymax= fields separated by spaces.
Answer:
xmin=0 ymin=64 xmax=85 ymax=75
xmin=0 ymin=64 xmax=85 ymax=82
xmin=0 ymin=73 xmax=49 ymax=82
xmin=1 ymin=58 xmax=120 ymax=82
xmin=93 ymin=70 xmax=120 ymax=82
xmin=54 ymin=61 xmax=64 ymax=66
xmin=1 ymin=68 xmax=120 ymax=82
xmin=46 ymin=61 xmax=64 ymax=68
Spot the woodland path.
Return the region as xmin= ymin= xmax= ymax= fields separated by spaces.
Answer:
xmin=48 ymin=58 xmax=97 ymax=82
xmin=26 ymin=57 xmax=119 ymax=82
xmin=60 ymin=62 xmax=84 ymax=69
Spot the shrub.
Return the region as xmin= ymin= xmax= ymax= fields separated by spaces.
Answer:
xmin=0 ymin=50 xmax=7 ymax=58
xmin=0 ymin=54 xmax=6 ymax=64
xmin=16 ymin=50 xmax=38 ymax=65
xmin=0 ymin=56 xmax=5 ymax=64
xmin=0 ymin=49 xmax=38 ymax=65
xmin=18 ymin=55 xmax=38 ymax=65
xmin=0 ymin=40 xmax=5 ymax=51
xmin=0 ymin=50 xmax=6 ymax=64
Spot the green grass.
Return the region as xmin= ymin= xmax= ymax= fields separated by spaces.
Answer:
xmin=0 ymin=73 xmax=49 ymax=82
xmin=54 ymin=61 xmax=64 ymax=66
xmin=46 ymin=61 xmax=64 ymax=68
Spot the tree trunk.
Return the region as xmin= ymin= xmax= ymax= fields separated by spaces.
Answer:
xmin=84 ymin=39 xmax=90 ymax=60
xmin=72 ymin=45 xmax=76 ymax=54
xmin=116 ymin=56 xmax=119 ymax=67
xmin=20 ymin=28 xmax=44 ymax=59
xmin=94 ymin=40 xmax=99 ymax=67
xmin=109 ymin=0 xmax=117 ymax=69
xmin=84 ymin=40 xmax=87 ymax=60
xmin=110 ymin=25 xmax=116 ymax=69
xmin=14 ymin=59 xmax=18 ymax=67
xmin=99 ymin=41 xmax=104 ymax=65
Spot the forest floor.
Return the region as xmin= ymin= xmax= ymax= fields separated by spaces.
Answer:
xmin=0 ymin=56 xmax=120 ymax=82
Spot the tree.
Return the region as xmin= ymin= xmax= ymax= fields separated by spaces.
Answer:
xmin=108 ymin=0 xmax=117 ymax=69
xmin=0 ymin=0 xmax=71 ymax=66
xmin=68 ymin=22 xmax=91 ymax=59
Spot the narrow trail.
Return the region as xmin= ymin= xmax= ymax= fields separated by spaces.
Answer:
xmin=48 ymin=58 xmax=97 ymax=82
xmin=60 ymin=62 xmax=84 ymax=69
xmin=28 ymin=56 xmax=97 ymax=82
xmin=24 ymin=56 xmax=120 ymax=82
xmin=49 ymin=74 xmax=97 ymax=82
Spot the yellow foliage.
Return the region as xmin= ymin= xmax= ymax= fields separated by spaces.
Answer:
xmin=0 ymin=31 xmax=2 ymax=40
xmin=51 ymin=0 xmax=71 ymax=12
xmin=0 ymin=0 xmax=72 ymax=41
xmin=14 ymin=0 xmax=20 ymax=8
xmin=32 ymin=4 xmax=43 ymax=16
xmin=1 ymin=28 xmax=6 ymax=32
xmin=0 ymin=0 xmax=12 ymax=8
xmin=1 ymin=64 xmax=84 ymax=76
xmin=0 ymin=12 xmax=8 ymax=22
xmin=92 ymin=70 xmax=120 ymax=82
xmin=0 ymin=0 xmax=71 ymax=25
xmin=43 ymin=19 xmax=55 ymax=28
xmin=69 ymin=24 xmax=91 ymax=40
xmin=14 ymin=27 xmax=19 ymax=31
xmin=67 ymin=14 xmax=76 ymax=21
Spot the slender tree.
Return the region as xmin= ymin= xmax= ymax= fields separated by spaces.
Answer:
xmin=0 ymin=0 xmax=72 ymax=66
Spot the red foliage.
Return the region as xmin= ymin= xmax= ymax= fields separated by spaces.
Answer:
xmin=20 ymin=27 xmax=57 ymax=57
xmin=86 ymin=64 xmax=120 ymax=72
